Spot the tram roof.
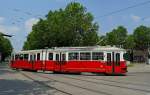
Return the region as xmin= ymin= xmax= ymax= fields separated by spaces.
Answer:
xmin=16 ymin=46 xmax=125 ymax=54
xmin=54 ymin=46 xmax=125 ymax=51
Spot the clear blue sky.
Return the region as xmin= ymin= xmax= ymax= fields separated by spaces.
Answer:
xmin=0 ymin=0 xmax=150 ymax=51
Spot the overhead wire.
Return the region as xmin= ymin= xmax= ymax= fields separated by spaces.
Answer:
xmin=10 ymin=0 xmax=150 ymax=25
xmin=95 ymin=0 xmax=150 ymax=19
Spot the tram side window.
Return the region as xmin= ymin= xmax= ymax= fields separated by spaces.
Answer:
xmin=56 ymin=54 xmax=59 ymax=61
xmin=19 ymin=54 xmax=23 ymax=60
xmin=80 ymin=52 xmax=91 ymax=60
xmin=37 ymin=53 xmax=40 ymax=60
xmin=116 ymin=53 xmax=120 ymax=66
xmin=24 ymin=54 xmax=29 ymax=60
xmin=62 ymin=54 xmax=66 ymax=61
xmin=30 ymin=54 xmax=36 ymax=61
xmin=92 ymin=52 xmax=104 ymax=60
xmin=11 ymin=54 xmax=15 ymax=60
xmin=30 ymin=55 xmax=33 ymax=61
xmin=68 ymin=52 xmax=79 ymax=60
xmin=15 ymin=54 xmax=19 ymax=60
xmin=34 ymin=54 xmax=36 ymax=61
xmin=48 ymin=53 xmax=53 ymax=60
xmin=107 ymin=53 xmax=111 ymax=66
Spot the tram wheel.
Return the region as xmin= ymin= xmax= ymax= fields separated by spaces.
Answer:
xmin=53 ymin=71 xmax=60 ymax=74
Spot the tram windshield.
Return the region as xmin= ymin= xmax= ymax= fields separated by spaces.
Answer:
xmin=123 ymin=53 xmax=130 ymax=61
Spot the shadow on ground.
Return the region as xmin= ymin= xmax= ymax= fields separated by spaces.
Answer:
xmin=0 ymin=67 xmax=18 ymax=75
xmin=0 ymin=79 xmax=55 ymax=95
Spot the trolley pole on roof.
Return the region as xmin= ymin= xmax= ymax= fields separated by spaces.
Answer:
xmin=96 ymin=38 xmax=104 ymax=45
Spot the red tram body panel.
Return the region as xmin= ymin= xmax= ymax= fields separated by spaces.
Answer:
xmin=10 ymin=46 xmax=127 ymax=75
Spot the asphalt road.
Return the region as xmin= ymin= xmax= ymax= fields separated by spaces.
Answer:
xmin=0 ymin=63 xmax=150 ymax=95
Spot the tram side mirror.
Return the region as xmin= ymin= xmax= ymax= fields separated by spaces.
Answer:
xmin=123 ymin=53 xmax=130 ymax=61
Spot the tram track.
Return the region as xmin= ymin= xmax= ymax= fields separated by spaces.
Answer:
xmin=21 ymin=71 xmax=112 ymax=95
xmin=17 ymin=70 xmax=150 ymax=95
xmin=35 ymin=72 xmax=150 ymax=93
xmin=19 ymin=71 xmax=73 ymax=95
xmin=60 ymin=75 xmax=150 ymax=93
xmin=34 ymin=70 xmax=150 ymax=88
xmin=33 ymin=72 xmax=149 ymax=94
xmin=65 ymin=74 xmax=150 ymax=87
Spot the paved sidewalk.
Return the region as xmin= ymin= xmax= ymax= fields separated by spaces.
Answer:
xmin=128 ymin=63 xmax=150 ymax=73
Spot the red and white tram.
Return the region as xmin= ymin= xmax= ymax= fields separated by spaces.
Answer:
xmin=10 ymin=46 xmax=127 ymax=75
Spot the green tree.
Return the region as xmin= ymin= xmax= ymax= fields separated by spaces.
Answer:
xmin=106 ymin=26 xmax=127 ymax=47
xmin=0 ymin=34 xmax=13 ymax=61
xmin=124 ymin=35 xmax=135 ymax=49
xmin=124 ymin=35 xmax=135 ymax=61
xmin=133 ymin=25 xmax=150 ymax=50
xmin=23 ymin=2 xmax=99 ymax=50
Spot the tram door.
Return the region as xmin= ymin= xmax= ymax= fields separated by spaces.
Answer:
xmin=54 ymin=53 xmax=61 ymax=71
xmin=106 ymin=52 xmax=121 ymax=74
xmin=54 ymin=52 xmax=66 ymax=72
xmin=29 ymin=54 xmax=36 ymax=69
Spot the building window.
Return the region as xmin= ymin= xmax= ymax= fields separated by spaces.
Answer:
xmin=148 ymin=53 xmax=150 ymax=58
xmin=92 ymin=52 xmax=104 ymax=60
xmin=80 ymin=52 xmax=91 ymax=60
xmin=48 ymin=53 xmax=53 ymax=60
xmin=24 ymin=54 xmax=29 ymax=60
xmin=68 ymin=52 xmax=79 ymax=60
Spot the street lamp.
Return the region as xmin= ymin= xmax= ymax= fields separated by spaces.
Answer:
xmin=0 ymin=33 xmax=13 ymax=62
xmin=0 ymin=32 xmax=13 ymax=37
